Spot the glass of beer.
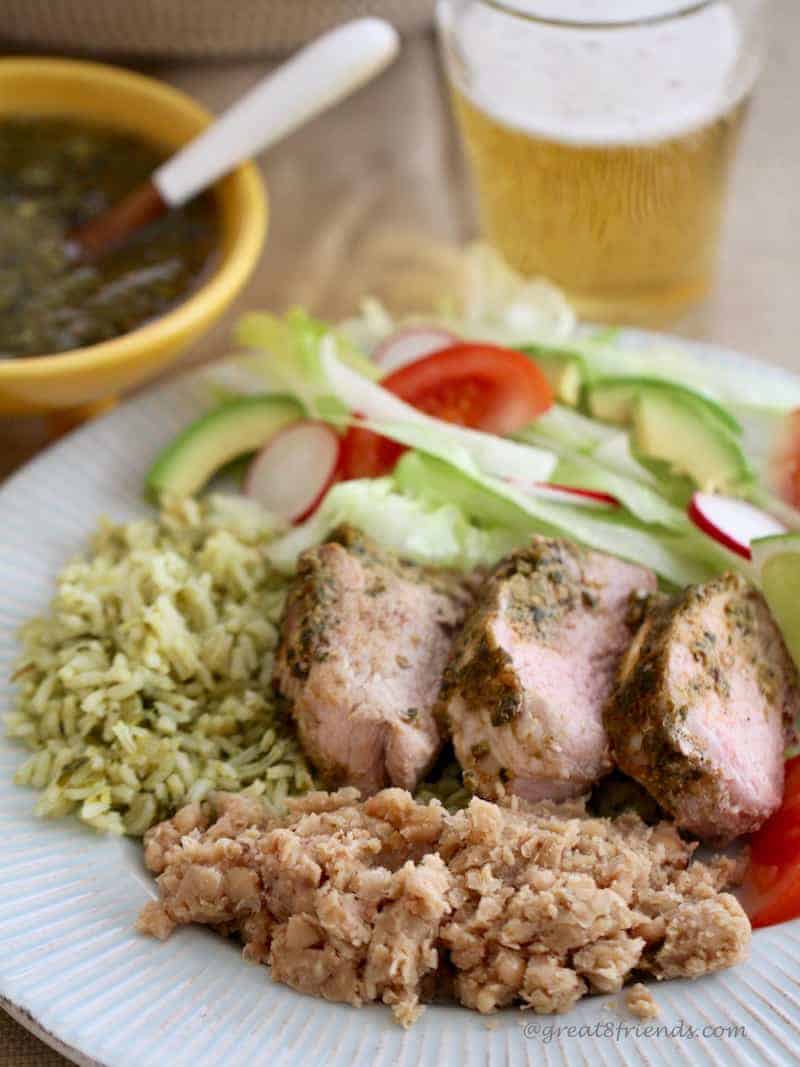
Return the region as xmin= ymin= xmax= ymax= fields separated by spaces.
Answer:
xmin=436 ymin=0 xmax=766 ymax=326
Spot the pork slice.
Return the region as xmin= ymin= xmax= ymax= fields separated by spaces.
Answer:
xmin=273 ymin=525 xmax=471 ymax=796
xmin=605 ymin=572 xmax=799 ymax=842
xmin=438 ymin=537 xmax=657 ymax=802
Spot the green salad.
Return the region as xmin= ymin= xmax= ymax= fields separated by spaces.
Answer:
xmin=146 ymin=244 xmax=800 ymax=650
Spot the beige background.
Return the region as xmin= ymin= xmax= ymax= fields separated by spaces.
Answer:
xmin=2 ymin=4 xmax=799 ymax=1061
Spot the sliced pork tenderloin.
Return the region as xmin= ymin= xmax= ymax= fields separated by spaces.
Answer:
xmin=437 ymin=537 xmax=657 ymax=803
xmin=273 ymin=525 xmax=472 ymax=796
xmin=605 ymin=572 xmax=799 ymax=843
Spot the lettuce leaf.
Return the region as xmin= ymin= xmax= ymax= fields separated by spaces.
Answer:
xmin=453 ymin=243 xmax=577 ymax=343
xmin=265 ymin=476 xmax=522 ymax=573
xmin=550 ymin=453 xmax=685 ymax=530
xmin=517 ymin=405 xmax=619 ymax=453
xmin=235 ymin=308 xmax=381 ymax=419
xmin=572 ymin=332 xmax=800 ymax=413
xmin=394 ymin=451 xmax=742 ymax=588
xmin=336 ymin=243 xmax=577 ymax=356
xmin=518 ymin=411 xmax=688 ymax=529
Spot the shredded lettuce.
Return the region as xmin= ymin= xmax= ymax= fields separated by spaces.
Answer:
xmin=235 ymin=308 xmax=381 ymax=419
xmin=550 ymin=453 xmax=685 ymax=530
xmin=233 ymin=310 xmax=558 ymax=483
xmin=518 ymin=412 xmax=686 ymax=528
xmin=517 ymin=405 xmax=618 ymax=453
xmin=453 ymin=244 xmax=577 ymax=343
xmin=267 ymin=445 xmax=744 ymax=585
xmin=747 ymin=485 xmax=800 ymax=533
xmin=266 ymin=476 xmax=522 ymax=573
xmin=572 ymin=332 xmax=800 ymax=413
xmin=591 ymin=432 xmax=661 ymax=486
xmin=202 ymin=248 xmax=798 ymax=584
xmin=337 ymin=296 xmax=396 ymax=355
xmin=394 ymin=451 xmax=740 ymax=588
xmin=336 ymin=243 xmax=577 ymax=356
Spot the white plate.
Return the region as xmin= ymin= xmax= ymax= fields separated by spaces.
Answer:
xmin=2 ymin=340 xmax=800 ymax=1067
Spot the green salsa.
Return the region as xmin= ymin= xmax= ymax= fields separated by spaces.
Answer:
xmin=0 ymin=118 xmax=217 ymax=358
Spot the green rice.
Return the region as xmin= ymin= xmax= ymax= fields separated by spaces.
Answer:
xmin=7 ymin=493 xmax=470 ymax=835
xmin=6 ymin=495 xmax=315 ymax=835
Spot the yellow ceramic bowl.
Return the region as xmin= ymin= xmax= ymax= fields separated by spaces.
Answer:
xmin=0 ymin=58 xmax=267 ymax=415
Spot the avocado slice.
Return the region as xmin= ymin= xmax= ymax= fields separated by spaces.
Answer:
xmin=586 ymin=376 xmax=742 ymax=436
xmin=146 ymin=394 xmax=304 ymax=501
xmin=631 ymin=390 xmax=752 ymax=493
xmin=519 ymin=344 xmax=585 ymax=406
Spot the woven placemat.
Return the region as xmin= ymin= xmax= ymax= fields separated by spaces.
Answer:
xmin=0 ymin=1009 xmax=70 ymax=1066
xmin=0 ymin=0 xmax=435 ymax=58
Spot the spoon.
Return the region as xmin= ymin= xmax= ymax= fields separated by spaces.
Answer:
xmin=69 ymin=18 xmax=399 ymax=261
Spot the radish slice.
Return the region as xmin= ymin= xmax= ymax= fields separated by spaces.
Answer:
xmin=244 ymin=421 xmax=341 ymax=524
xmin=373 ymin=326 xmax=457 ymax=372
xmin=542 ymin=483 xmax=620 ymax=508
xmin=508 ymin=479 xmax=620 ymax=510
xmin=688 ymin=492 xmax=787 ymax=559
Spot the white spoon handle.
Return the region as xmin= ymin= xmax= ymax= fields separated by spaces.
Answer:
xmin=154 ymin=18 xmax=399 ymax=207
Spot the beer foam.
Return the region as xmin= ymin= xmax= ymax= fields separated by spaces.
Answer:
xmin=494 ymin=1 xmax=712 ymax=23
xmin=446 ymin=0 xmax=760 ymax=146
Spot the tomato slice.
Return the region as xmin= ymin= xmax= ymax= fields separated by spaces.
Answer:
xmin=339 ymin=343 xmax=553 ymax=479
xmin=771 ymin=410 xmax=800 ymax=508
xmin=339 ymin=423 xmax=404 ymax=481
xmin=743 ymin=755 xmax=800 ymax=928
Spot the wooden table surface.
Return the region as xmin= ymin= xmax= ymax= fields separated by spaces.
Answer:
xmin=2 ymin=10 xmax=799 ymax=1062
